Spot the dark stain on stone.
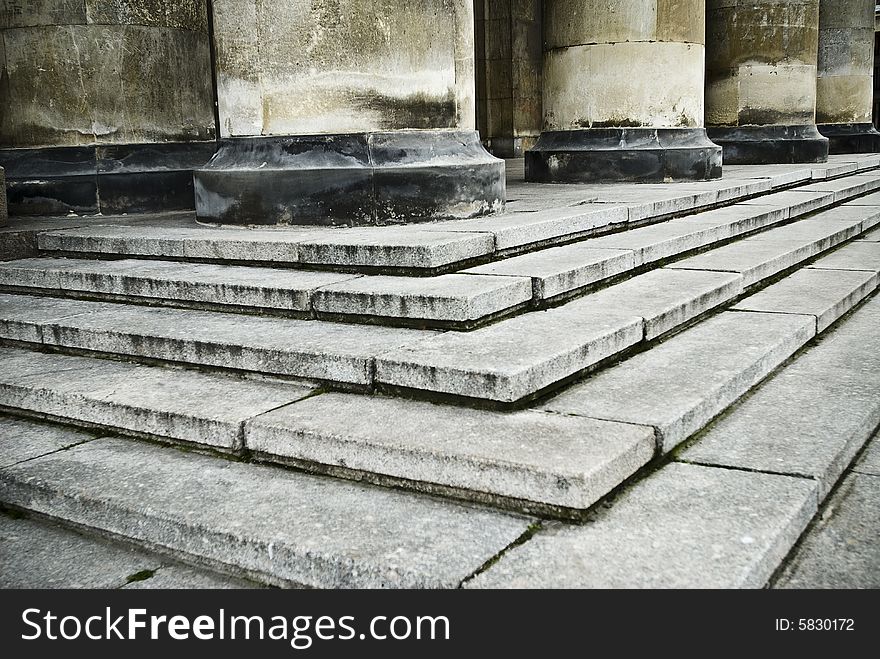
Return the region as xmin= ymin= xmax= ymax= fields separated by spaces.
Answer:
xmin=350 ymin=90 xmax=459 ymax=130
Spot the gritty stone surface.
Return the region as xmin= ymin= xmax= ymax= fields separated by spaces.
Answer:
xmin=793 ymin=174 xmax=880 ymax=202
xmin=732 ymin=267 xmax=878 ymax=332
xmin=681 ymin=296 xmax=880 ymax=497
xmin=246 ymin=392 xmax=656 ymax=510
xmin=468 ymin=463 xmax=818 ymax=588
xmin=122 ymin=565 xmax=254 ymax=589
xmin=775 ymin=473 xmax=880 ymax=589
xmin=0 ymin=257 xmax=360 ymax=312
xmin=0 ymin=293 xmax=114 ymax=343
xmin=0 ymin=415 xmax=100 ymax=468
xmin=721 ymin=164 xmax=813 ymax=188
xmin=0 ymin=294 xmax=431 ymax=385
xmin=857 ymin=226 xmax=880 ymax=241
xmin=845 ymin=190 xmax=880 ymax=206
xmin=0 ymin=437 xmax=531 ymax=588
xmin=311 ymin=273 xmax=533 ymax=323
xmin=590 ymin=186 xmax=718 ymax=223
xmin=463 ymin=244 xmax=636 ymax=300
xmin=0 ymin=513 xmax=158 ymax=589
xmin=0 ymin=347 xmax=314 ymax=449
xmin=809 ymin=241 xmax=880 ymax=272
xmin=424 ymin=204 xmax=628 ymax=251
xmin=543 ymin=311 xmax=816 ymax=453
xmin=855 ymin=433 xmax=880 ymax=476
xmin=578 ymin=268 xmax=743 ymax=340
xmin=374 ymin=304 xmax=643 ymax=403
xmin=740 ymin=191 xmax=835 ymax=217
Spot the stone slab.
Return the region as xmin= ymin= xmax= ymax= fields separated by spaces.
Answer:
xmin=374 ymin=304 xmax=643 ymax=403
xmin=580 ymin=268 xmax=744 ymax=340
xmin=749 ymin=216 xmax=864 ymax=244
xmin=292 ymin=228 xmax=495 ymax=269
xmin=857 ymin=226 xmax=880 ymax=241
xmin=681 ymin=297 xmax=880 ymax=497
xmin=463 ymin=245 xmax=636 ymax=301
xmin=0 ymin=294 xmax=431 ymax=385
xmin=468 ymin=463 xmax=818 ymax=588
xmin=0 ymin=415 xmax=100 ymax=468
xmin=809 ymin=241 xmax=880 ymax=272
xmin=0 ymin=513 xmax=157 ymax=589
xmin=591 ymin=186 xmax=717 ymax=223
xmin=422 ymin=204 xmax=629 ymax=251
xmin=732 ymin=268 xmax=878 ymax=332
xmin=843 ymin=189 xmax=880 ymax=206
xmin=775 ymin=473 xmax=880 ymax=589
xmin=811 ymin=161 xmax=860 ymax=180
xmin=855 ymin=433 xmax=880 ymax=477
xmin=740 ymin=190 xmax=835 ymax=216
xmin=543 ymin=311 xmax=816 ymax=453
xmin=0 ymin=293 xmax=113 ymax=343
xmin=0 ymin=257 xmax=360 ymax=312
xmin=311 ymin=273 xmax=533 ymax=324
xmin=246 ymin=393 xmax=656 ymax=511
xmin=720 ymin=164 xmax=814 ymax=188
xmin=121 ymin=565 xmax=254 ymax=589
xmin=793 ymin=173 xmax=880 ymax=201
xmin=584 ymin=203 xmax=791 ymax=267
xmin=0 ymin=347 xmax=314 ymax=449
xmin=0 ymin=437 xmax=531 ymax=588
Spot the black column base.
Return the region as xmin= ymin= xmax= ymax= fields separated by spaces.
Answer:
xmin=817 ymin=123 xmax=880 ymax=155
xmin=0 ymin=142 xmax=217 ymax=216
xmin=193 ymin=130 xmax=505 ymax=226
xmin=707 ymin=125 xmax=829 ymax=165
xmin=524 ymin=128 xmax=722 ymax=183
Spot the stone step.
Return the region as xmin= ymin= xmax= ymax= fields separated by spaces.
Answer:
xmin=0 ymin=258 xmax=533 ymax=328
xmin=0 ymin=433 xmax=532 ymax=588
xmin=34 ymin=167 xmax=877 ymax=274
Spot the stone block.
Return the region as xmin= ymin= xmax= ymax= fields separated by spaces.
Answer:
xmin=0 ymin=414 xmax=99 ymax=468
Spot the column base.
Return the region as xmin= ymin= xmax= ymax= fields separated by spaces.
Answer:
xmin=524 ymin=128 xmax=722 ymax=183
xmin=817 ymin=123 xmax=880 ymax=154
xmin=194 ymin=130 xmax=505 ymax=226
xmin=0 ymin=167 xmax=7 ymax=227
xmin=707 ymin=125 xmax=829 ymax=165
xmin=0 ymin=142 xmax=217 ymax=216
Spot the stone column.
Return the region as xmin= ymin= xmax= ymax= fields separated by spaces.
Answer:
xmin=0 ymin=167 xmax=7 ymax=227
xmin=196 ymin=0 xmax=504 ymax=226
xmin=474 ymin=0 xmax=542 ymax=158
xmin=0 ymin=1 xmax=217 ymax=215
xmin=816 ymin=0 xmax=880 ymax=152
xmin=705 ymin=0 xmax=829 ymax=164
xmin=525 ymin=1 xmax=721 ymax=183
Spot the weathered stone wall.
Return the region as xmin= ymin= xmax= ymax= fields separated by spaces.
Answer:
xmin=0 ymin=0 xmax=216 ymax=149
xmin=816 ymin=0 xmax=875 ymax=125
xmin=542 ymin=0 xmax=706 ymax=130
xmin=705 ymin=0 xmax=820 ymax=128
xmin=212 ymin=0 xmax=476 ymax=137
xmin=474 ymin=0 xmax=542 ymax=157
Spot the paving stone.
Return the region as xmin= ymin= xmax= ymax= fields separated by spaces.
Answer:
xmin=0 ymin=513 xmax=158 ymax=589
xmin=122 ymin=565 xmax=254 ymax=589
xmin=0 ymin=437 xmax=531 ymax=588
xmin=463 ymin=244 xmax=636 ymax=300
xmin=0 ymin=294 xmax=431 ymax=384
xmin=810 ymin=241 xmax=880 ymax=272
xmin=37 ymin=225 xmax=320 ymax=263
xmin=0 ymin=294 xmax=113 ymax=343
xmin=793 ymin=173 xmax=880 ymax=202
xmin=740 ymin=190 xmax=835 ymax=216
xmin=422 ymin=204 xmax=628 ymax=251
xmin=811 ymin=161 xmax=859 ymax=180
xmin=311 ymin=273 xmax=533 ymax=324
xmin=591 ymin=186 xmax=717 ymax=223
xmin=0 ymin=347 xmax=314 ymax=449
xmin=681 ymin=296 xmax=880 ymax=497
xmin=0 ymin=257 xmax=360 ymax=312
xmin=854 ymin=433 xmax=880 ymax=477
xmin=721 ymin=164 xmax=814 ymax=188
xmin=581 ymin=268 xmax=743 ymax=340
xmin=246 ymin=393 xmax=656 ymax=511
xmin=374 ymin=304 xmax=643 ymax=403
xmin=806 ymin=203 xmax=880 ymax=231
xmin=732 ymin=268 xmax=878 ymax=332
xmin=775 ymin=473 xmax=880 ymax=589
xmin=293 ymin=228 xmax=495 ymax=269
xmin=468 ymin=462 xmax=818 ymax=588
xmin=543 ymin=311 xmax=816 ymax=453
xmin=565 ymin=205 xmax=786 ymax=271
xmin=0 ymin=415 xmax=99 ymax=467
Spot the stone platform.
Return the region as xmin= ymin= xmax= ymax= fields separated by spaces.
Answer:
xmin=1 ymin=155 xmax=879 ymax=587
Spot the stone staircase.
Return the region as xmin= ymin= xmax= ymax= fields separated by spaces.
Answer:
xmin=1 ymin=155 xmax=879 ymax=587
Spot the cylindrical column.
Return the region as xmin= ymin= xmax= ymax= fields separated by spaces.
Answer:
xmin=525 ymin=0 xmax=721 ymax=183
xmin=0 ymin=1 xmax=217 ymax=215
xmin=705 ymin=0 xmax=829 ymax=164
xmin=474 ymin=0 xmax=543 ymax=158
xmin=816 ymin=0 xmax=880 ymax=152
xmin=196 ymin=0 xmax=504 ymax=226
xmin=0 ymin=167 xmax=7 ymax=227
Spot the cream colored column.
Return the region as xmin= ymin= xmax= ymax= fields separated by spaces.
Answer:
xmin=196 ymin=0 xmax=503 ymax=226
xmin=705 ymin=0 xmax=829 ymax=163
xmin=816 ymin=0 xmax=880 ymax=152
xmin=526 ymin=0 xmax=720 ymax=182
